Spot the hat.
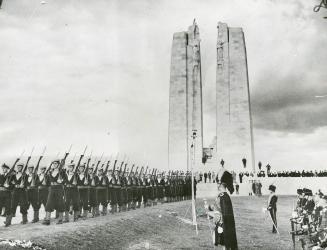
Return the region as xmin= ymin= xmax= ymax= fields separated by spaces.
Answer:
xmin=219 ymin=170 xmax=234 ymax=194
xmin=28 ymin=165 xmax=34 ymax=169
xmin=68 ymin=163 xmax=75 ymax=168
xmin=40 ymin=166 xmax=47 ymax=169
xmin=297 ymin=189 xmax=303 ymax=195
xmin=305 ymin=189 xmax=313 ymax=196
xmin=1 ymin=164 xmax=9 ymax=169
xmin=269 ymin=185 xmax=276 ymax=192
xmin=52 ymin=160 xmax=60 ymax=165
xmin=16 ymin=164 xmax=24 ymax=168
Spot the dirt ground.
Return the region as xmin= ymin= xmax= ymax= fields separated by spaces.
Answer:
xmin=0 ymin=196 xmax=299 ymax=250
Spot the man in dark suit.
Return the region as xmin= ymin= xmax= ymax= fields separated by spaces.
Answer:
xmin=204 ymin=172 xmax=208 ymax=183
xmin=267 ymin=185 xmax=278 ymax=233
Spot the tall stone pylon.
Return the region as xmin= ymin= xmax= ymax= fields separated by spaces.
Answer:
xmin=216 ymin=22 xmax=255 ymax=172
xmin=168 ymin=21 xmax=204 ymax=171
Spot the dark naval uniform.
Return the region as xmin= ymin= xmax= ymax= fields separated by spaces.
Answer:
xmin=96 ymin=171 xmax=109 ymax=215
xmin=43 ymin=165 xmax=67 ymax=225
xmin=26 ymin=167 xmax=40 ymax=223
xmin=11 ymin=169 xmax=29 ymax=224
xmin=77 ymin=171 xmax=90 ymax=218
xmin=120 ymin=174 xmax=128 ymax=211
xmin=89 ymin=169 xmax=99 ymax=217
xmin=108 ymin=173 xmax=118 ymax=213
xmin=0 ymin=164 xmax=13 ymax=226
xmin=163 ymin=176 xmax=170 ymax=202
xmin=157 ymin=176 xmax=164 ymax=203
xmin=38 ymin=168 xmax=50 ymax=209
xmin=65 ymin=170 xmax=80 ymax=220
xmin=126 ymin=175 xmax=133 ymax=210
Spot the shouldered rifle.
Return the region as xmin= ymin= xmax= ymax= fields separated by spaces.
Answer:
xmin=4 ymin=150 xmax=25 ymax=187
xmin=34 ymin=146 xmax=47 ymax=174
xmin=139 ymin=166 xmax=144 ymax=178
xmin=134 ymin=166 xmax=139 ymax=175
xmin=129 ymin=164 xmax=135 ymax=176
xmin=85 ymin=151 xmax=92 ymax=174
xmin=151 ymin=168 xmax=155 ymax=176
xmin=6 ymin=149 xmax=25 ymax=177
xmin=71 ymin=152 xmax=77 ymax=164
xmin=94 ymin=152 xmax=104 ymax=174
xmin=119 ymin=159 xmax=125 ymax=173
xmin=144 ymin=166 xmax=149 ymax=175
xmin=60 ymin=144 xmax=73 ymax=169
xmin=20 ymin=146 xmax=35 ymax=186
xmin=22 ymin=146 xmax=35 ymax=174
xmin=104 ymin=160 xmax=110 ymax=173
xmin=122 ymin=162 xmax=128 ymax=176
xmin=74 ymin=146 xmax=87 ymax=173
xmin=112 ymin=159 xmax=118 ymax=172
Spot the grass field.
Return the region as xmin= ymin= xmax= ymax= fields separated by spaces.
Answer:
xmin=0 ymin=195 xmax=299 ymax=250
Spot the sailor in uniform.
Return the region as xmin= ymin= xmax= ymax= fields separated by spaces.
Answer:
xmin=11 ymin=164 xmax=28 ymax=224
xmin=42 ymin=160 xmax=67 ymax=225
xmin=26 ymin=165 xmax=40 ymax=223
xmin=0 ymin=164 xmax=13 ymax=227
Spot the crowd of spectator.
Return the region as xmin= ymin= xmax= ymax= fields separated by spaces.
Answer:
xmin=237 ymin=170 xmax=327 ymax=183
xmin=267 ymin=170 xmax=327 ymax=177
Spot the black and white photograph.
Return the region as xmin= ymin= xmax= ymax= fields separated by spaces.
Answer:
xmin=0 ymin=0 xmax=326 ymax=249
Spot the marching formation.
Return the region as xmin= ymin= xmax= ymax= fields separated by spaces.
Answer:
xmin=291 ymin=188 xmax=327 ymax=249
xmin=0 ymin=147 xmax=194 ymax=227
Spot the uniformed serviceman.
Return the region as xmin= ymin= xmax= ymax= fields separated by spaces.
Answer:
xmin=42 ymin=160 xmax=67 ymax=225
xmin=96 ymin=168 xmax=109 ymax=215
xmin=88 ymin=164 xmax=99 ymax=217
xmin=37 ymin=166 xmax=49 ymax=216
xmin=107 ymin=169 xmax=115 ymax=213
xmin=26 ymin=165 xmax=40 ymax=223
xmin=64 ymin=163 xmax=80 ymax=222
xmin=126 ymin=170 xmax=134 ymax=211
xmin=157 ymin=172 xmax=164 ymax=204
xmin=113 ymin=169 xmax=121 ymax=212
xmin=0 ymin=164 xmax=13 ymax=227
xmin=77 ymin=163 xmax=89 ymax=219
xmin=11 ymin=163 xmax=28 ymax=224
xmin=163 ymin=173 xmax=170 ymax=203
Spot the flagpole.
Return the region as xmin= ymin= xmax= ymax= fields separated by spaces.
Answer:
xmin=191 ymin=130 xmax=198 ymax=235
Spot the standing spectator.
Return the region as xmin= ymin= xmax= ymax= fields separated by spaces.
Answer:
xmin=235 ymin=183 xmax=239 ymax=195
xmin=266 ymin=164 xmax=271 ymax=175
xmin=252 ymin=180 xmax=256 ymax=196
xmin=199 ymin=172 xmax=203 ymax=182
xmin=204 ymin=172 xmax=208 ymax=183
xmin=239 ymin=172 xmax=243 ymax=184
xmin=212 ymin=172 xmax=216 ymax=183
xmin=208 ymin=171 xmax=211 ymax=183
xmin=258 ymin=181 xmax=262 ymax=196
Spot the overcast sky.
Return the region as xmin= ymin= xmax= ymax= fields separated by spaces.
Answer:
xmin=0 ymin=0 xmax=326 ymax=170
